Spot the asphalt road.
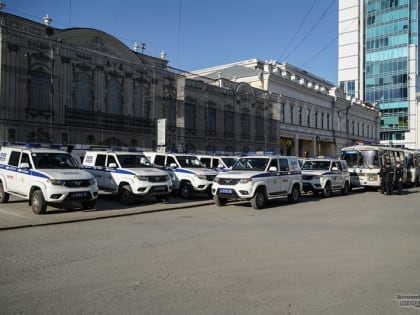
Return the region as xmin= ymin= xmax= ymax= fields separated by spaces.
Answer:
xmin=1 ymin=188 xmax=420 ymax=314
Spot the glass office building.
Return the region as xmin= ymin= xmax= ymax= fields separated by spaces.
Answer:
xmin=339 ymin=0 xmax=420 ymax=149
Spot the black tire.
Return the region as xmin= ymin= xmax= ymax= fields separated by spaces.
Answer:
xmin=180 ymin=182 xmax=193 ymax=199
xmin=213 ymin=195 xmax=227 ymax=207
xmin=119 ymin=185 xmax=135 ymax=205
xmin=251 ymin=189 xmax=266 ymax=209
xmin=341 ymin=182 xmax=350 ymax=195
xmin=288 ymin=185 xmax=300 ymax=203
xmin=322 ymin=182 xmax=332 ymax=198
xmin=31 ymin=190 xmax=47 ymax=214
xmin=0 ymin=183 xmax=9 ymax=203
xmin=156 ymin=194 xmax=171 ymax=203
xmin=81 ymin=199 xmax=96 ymax=210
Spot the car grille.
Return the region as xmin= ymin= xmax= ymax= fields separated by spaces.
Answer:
xmin=65 ymin=180 xmax=91 ymax=188
xmin=148 ymin=176 xmax=168 ymax=183
xmin=218 ymin=178 xmax=240 ymax=185
xmin=302 ymin=175 xmax=314 ymax=180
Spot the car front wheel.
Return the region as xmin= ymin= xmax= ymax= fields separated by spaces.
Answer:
xmin=213 ymin=195 xmax=227 ymax=206
xmin=119 ymin=185 xmax=135 ymax=205
xmin=251 ymin=189 xmax=266 ymax=209
xmin=31 ymin=190 xmax=47 ymax=214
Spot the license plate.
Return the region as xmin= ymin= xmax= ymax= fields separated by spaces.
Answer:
xmin=68 ymin=191 xmax=89 ymax=199
xmin=219 ymin=188 xmax=233 ymax=194
xmin=152 ymin=186 xmax=167 ymax=192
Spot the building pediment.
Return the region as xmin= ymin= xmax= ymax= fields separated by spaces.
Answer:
xmin=51 ymin=28 xmax=142 ymax=65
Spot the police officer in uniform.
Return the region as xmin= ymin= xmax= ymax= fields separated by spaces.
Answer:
xmin=384 ymin=161 xmax=394 ymax=195
xmin=378 ymin=163 xmax=387 ymax=193
xmin=395 ymin=161 xmax=404 ymax=195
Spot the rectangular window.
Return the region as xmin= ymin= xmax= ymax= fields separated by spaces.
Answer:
xmin=185 ymin=103 xmax=196 ymax=130
xmin=95 ymin=154 xmax=106 ymax=167
xmin=8 ymin=151 xmax=21 ymax=166
xmin=224 ymin=110 xmax=234 ymax=134
xmin=31 ymin=72 xmax=50 ymax=110
xmin=206 ymin=107 xmax=216 ymax=132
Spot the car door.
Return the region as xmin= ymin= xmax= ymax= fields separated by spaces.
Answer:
xmin=279 ymin=158 xmax=291 ymax=193
xmin=6 ymin=150 xmax=23 ymax=194
xmin=103 ymin=154 xmax=118 ymax=190
xmin=332 ymin=161 xmax=343 ymax=188
xmin=267 ymin=158 xmax=282 ymax=195
xmin=93 ymin=154 xmax=107 ymax=189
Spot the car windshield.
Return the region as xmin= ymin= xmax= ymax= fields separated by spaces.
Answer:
xmin=32 ymin=152 xmax=80 ymax=169
xmin=302 ymin=160 xmax=331 ymax=170
xmin=232 ymin=157 xmax=269 ymax=171
xmin=221 ymin=157 xmax=238 ymax=168
xmin=176 ymin=156 xmax=205 ymax=168
xmin=117 ymin=154 xmax=152 ymax=168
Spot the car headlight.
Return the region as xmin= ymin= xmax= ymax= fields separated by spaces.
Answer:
xmin=47 ymin=179 xmax=65 ymax=185
xmin=195 ymin=174 xmax=207 ymax=180
xmin=313 ymin=175 xmax=321 ymax=179
xmin=135 ymin=175 xmax=149 ymax=181
xmin=89 ymin=178 xmax=97 ymax=185
xmin=239 ymin=178 xmax=252 ymax=184
xmin=214 ymin=177 xmax=220 ymax=183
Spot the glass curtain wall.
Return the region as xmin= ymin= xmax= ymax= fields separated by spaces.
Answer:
xmin=364 ymin=0 xmax=418 ymax=143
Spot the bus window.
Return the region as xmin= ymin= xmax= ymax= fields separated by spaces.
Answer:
xmin=341 ymin=151 xmax=358 ymax=167
xmin=359 ymin=150 xmax=378 ymax=168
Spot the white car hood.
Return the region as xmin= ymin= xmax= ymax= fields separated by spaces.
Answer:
xmin=124 ymin=167 xmax=169 ymax=176
xmin=34 ymin=169 xmax=93 ymax=180
xmin=216 ymin=170 xmax=262 ymax=179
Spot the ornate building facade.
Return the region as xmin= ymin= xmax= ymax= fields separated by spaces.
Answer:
xmin=0 ymin=11 xmax=379 ymax=156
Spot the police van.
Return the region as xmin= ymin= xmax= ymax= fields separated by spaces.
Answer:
xmin=81 ymin=148 xmax=172 ymax=204
xmin=0 ymin=144 xmax=98 ymax=214
xmin=144 ymin=151 xmax=217 ymax=199
xmin=212 ymin=154 xmax=302 ymax=209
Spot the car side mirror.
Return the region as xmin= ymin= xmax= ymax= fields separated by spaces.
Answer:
xmin=169 ymin=163 xmax=177 ymax=169
xmin=269 ymin=166 xmax=278 ymax=172
xmin=332 ymin=166 xmax=338 ymax=171
xmin=108 ymin=163 xmax=117 ymax=168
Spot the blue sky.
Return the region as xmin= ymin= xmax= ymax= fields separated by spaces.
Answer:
xmin=4 ymin=0 xmax=339 ymax=83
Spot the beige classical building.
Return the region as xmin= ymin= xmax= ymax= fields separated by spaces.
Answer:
xmin=0 ymin=11 xmax=379 ymax=157
xmin=189 ymin=59 xmax=380 ymax=157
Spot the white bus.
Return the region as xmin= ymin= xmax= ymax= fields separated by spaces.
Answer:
xmin=404 ymin=149 xmax=420 ymax=186
xmin=340 ymin=145 xmax=407 ymax=189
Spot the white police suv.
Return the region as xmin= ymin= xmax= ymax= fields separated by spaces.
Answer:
xmin=81 ymin=149 xmax=172 ymax=204
xmin=301 ymin=158 xmax=351 ymax=197
xmin=144 ymin=151 xmax=217 ymax=199
xmin=0 ymin=144 xmax=98 ymax=214
xmin=212 ymin=154 xmax=302 ymax=209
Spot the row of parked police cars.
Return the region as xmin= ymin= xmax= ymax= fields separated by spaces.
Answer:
xmin=0 ymin=143 xmax=352 ymax=214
